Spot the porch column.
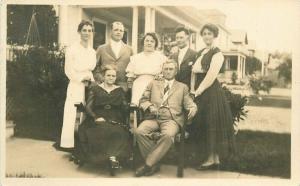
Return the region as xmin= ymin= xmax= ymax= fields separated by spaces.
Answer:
xmin=151 ymin=8 xmax=156 ymax=32
xmin=144 ymin=6 xmax=151 ymax=33
xmin=241 ymin=57 xmax=244 ymax=78
xmin=261 ymin=61 xmax=265 ymax=76
xmin=237 ymin=55 xmax=241 ymax=79
xmin=243 ymin=57 xmax=246 ymax=77
xmin=132 ymin=6 xmax=139 ymax=54
xmin=58 ymin=5 xmax=69 ymax=47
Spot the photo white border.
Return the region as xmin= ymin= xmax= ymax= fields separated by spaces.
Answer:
xmin=1 ymin=0 xmax=300 ymax=186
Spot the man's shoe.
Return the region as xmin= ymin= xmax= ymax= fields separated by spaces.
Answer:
xmin=135 ymin=165 xmax=152 ymax=177
xmin=145 ymin=164 xmax=161 ymax=176
xmin=109 ymin=157 xmax=120 ymax=176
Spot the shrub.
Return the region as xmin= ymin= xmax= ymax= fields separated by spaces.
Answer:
xmin=222 ymin=86 xmax=248 ymax=122
xmin=7 ymin=46 xmax=68 ymax=140
xmin=231 ymin=72 xmax=238 ymax=85
xmin=249 ymin=76 xmax=274 ymax=95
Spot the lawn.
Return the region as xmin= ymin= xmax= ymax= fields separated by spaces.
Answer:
xmin=162 ymin=91 xmax=291 ymax=178
xmin=232 ymin=130 xmax=290 ymax=178
xmin=10 ymin=88 xmax=292 ymax=178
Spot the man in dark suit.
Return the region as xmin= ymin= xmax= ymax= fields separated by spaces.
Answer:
xmin=169 ymin=26 xmax=197 ymax=89
xmin=134 ymin=61 xmax=197 ymax=177
xmin=95 ymin=21 xmax=133 ymax=92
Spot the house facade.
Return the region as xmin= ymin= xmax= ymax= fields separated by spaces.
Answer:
xmin=58 ymin=6 xmax=205 ymax=55
xmin=221 ymin=29 xmax=248 ymax=82
xmin=27 ymin=6 xmax=251 ymax=82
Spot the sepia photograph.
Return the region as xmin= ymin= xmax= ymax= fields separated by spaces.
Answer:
xmin=1 ymin=0 xmax=300 ymax=185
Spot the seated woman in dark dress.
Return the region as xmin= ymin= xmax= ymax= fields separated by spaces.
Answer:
xmin=77 ymin=64 xmax=130 ymax=175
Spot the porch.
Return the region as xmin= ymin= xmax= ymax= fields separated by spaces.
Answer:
xmin=58 ymin=6 xmax=204 ymax=55
xmin=219 ymin=51 xmax=247 ymax=83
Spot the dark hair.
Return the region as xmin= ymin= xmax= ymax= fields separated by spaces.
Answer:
xmin=141 ymin=32 xmax=159 ymax=49
xmin=110 ymin=21 xmax=124 ymax=30
xmin=101 ymin=64 xmax=117 ymax=76
xmin=200 ymin=23 xmax=219 ymax=37
xmin=77 ymin=20 xmax=94 ymax=32
xmin=175 ymin=26 xmax=190 ymax=35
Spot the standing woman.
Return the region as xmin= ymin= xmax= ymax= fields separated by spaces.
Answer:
xmin=191 ymin=23 xmax=236 ymax=170
xmin=60 ymin=20 xmax=96 ymax=149
xmin=126 ymin=32 xmax=167 ymax=105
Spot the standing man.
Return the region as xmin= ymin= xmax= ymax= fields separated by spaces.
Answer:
xmin=169 ymin=26 xmax=197 ymax=89
xmin=134 ymin=61 xmax=197 ymax=177
xmin=95 ymin=21 xmax=133 ymax=92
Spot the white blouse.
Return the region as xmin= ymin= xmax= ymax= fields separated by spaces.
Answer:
xmin=65 ymin=42 xmax=96 ymax=83
xmin=126 ymin=51 xmax=167 ymax=78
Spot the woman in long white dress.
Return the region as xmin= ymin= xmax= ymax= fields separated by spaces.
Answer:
xmin=126 ymin=32 xmax=167 ymax=105
xmin=60 ymin=21 xmax=96 ymax=149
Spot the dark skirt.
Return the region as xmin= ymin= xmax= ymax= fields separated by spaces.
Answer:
xmin=76 ymin=118 xmax=130 ymax=164
xmin=189 ymin=73 xmax=236 ymax=161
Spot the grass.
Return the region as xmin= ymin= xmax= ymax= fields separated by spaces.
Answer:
xmin=227 ymin=130 xmax=290 ymax=178
xmin=160 ymin=130 xmax=290 ymax=178
xmin=247 ymin=95 xmax=291 ymax=108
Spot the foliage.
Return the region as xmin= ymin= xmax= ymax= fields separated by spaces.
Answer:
xmin=276 ymin=55 xmax=292 ymax=85
xmin=231 ymin=72 xmax=238 ymax=85
xmin=7 ymin=46 xmax=67 ymax=140
xmin=249 ymin=76 xmax=274 ymax=95
xmin=245 ymin=56 xmax=262 ymax=75
xmin=7 ymin=5 xmax=58 ymax=48
xmin=222 ymin=86 xmax=248 ymax=122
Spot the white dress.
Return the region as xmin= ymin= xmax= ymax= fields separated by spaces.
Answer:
xmin=60 ymin=42 xmax=96 ymax=148
xmin=126 ymin=51 xmax=167 ymax=105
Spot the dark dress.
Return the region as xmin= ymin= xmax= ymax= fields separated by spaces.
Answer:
xmin=190 ymin=47 xmax=236 ymax=161
xmin=77 ymin=84 xmax=130 ymax=164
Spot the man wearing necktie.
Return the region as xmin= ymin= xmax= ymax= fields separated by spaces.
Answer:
xmin=169 ymin=26 xmax=197 ymax=89
xmin=134 ymin=60 xmax=197 ymax=177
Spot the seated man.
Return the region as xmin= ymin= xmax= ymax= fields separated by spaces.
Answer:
xmin=133 ymin=60 xmax=197 ymax=177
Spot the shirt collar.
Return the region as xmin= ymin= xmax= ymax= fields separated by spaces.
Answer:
xmin=110 ymin=38 xmax=122 ymax=46
xmin=178 ymin=45 xmax=189 ymax=53
xmin=99 ymin=82 xmax=120 ymax=93
xmin=164 ymin=79 xmax=175 ymax=88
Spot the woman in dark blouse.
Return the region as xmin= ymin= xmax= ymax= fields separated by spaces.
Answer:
xmin=190 ymin=23 xmax=236 ymax=170
xmin=77 ymin=64 xmax=130 ymax=175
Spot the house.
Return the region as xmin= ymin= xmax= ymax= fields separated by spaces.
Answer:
xmin=8 ymin=6 xmax=255 ymax=83
xmin=57 ymin=5 xmax=205 ymax=55
xmin=219 ymin=29 xmax=248 ymax=82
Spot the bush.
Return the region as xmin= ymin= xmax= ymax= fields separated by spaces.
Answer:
xmin=231 ymin=72 xmax=238 ymax=85
xmin=7 ymin=46 xmax=68 ymax=140
xmin=249 ymin=76 xmax=274 ymax=95
xmin=222 ymin=86 xmax=248 ymax=122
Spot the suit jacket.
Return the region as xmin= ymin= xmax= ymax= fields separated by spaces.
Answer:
xmin=95 ymin=41 xmax=133 ymax=91
xmin=139 ymin=79 xmax=197 ymax=127
xmin=170 ymin=48 xmax=197 ymax=89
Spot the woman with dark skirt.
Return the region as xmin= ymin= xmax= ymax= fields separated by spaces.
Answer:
xmin=190 ymin=23 xmax=236 ymax=170
xmin=77 ymin=64 xmax=130 ymax=175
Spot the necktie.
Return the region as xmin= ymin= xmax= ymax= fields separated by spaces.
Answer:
xmin=164 ymin=84 xmax=170 ymax=95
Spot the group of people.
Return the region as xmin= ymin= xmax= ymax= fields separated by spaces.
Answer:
xmin=58 ymin=20 xmax=236 ymax=177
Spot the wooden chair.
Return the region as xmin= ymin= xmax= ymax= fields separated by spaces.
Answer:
xmin=130 ymin=106 xmax=189 ymax=178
